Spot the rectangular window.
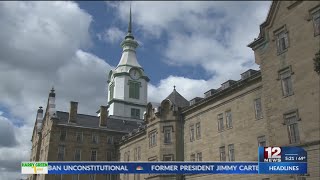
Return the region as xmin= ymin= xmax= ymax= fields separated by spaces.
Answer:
xmin=92 ymin=133 xmax=99 ymax=144
xmin=129 ymin=81 xmax=140 ymax=99
xmin=163 ymin=154 xmax=174 ymax=161
xmin=285 ymin=112 xmax=300 ymax=144
xmin=91 ymin=150 xmax=97 ymax=161
xmin=137 ymin=146 xmax=141 ymax=160
xmin=190 ymin=154 xmax=196 ymax=161
xmin=258 ymin=136 xmax=266 ymax=147
xmin=164 ymin=127 xmax=172 ymax=143
xmin=312 ymin=9 xmax=320 ymax=36
xmin=190 ymin=124 xmax=195 ymax=142
xmin=196 ymin=152 xmax=202 ymax=161
xmin=217 ymin=113 xmax=224 ymax=131
xmin=219 ymin=146 xmax=226 ymax=161
xmin=196 ymin=122 xmax=201 ymax=139
xmin=228 ymin=144 xmax=235 ymax=161
xmin=278 ymin=66 xmax=294 ymax=97
xmin=276 ymin=30 xmax=289 ymax=54
xmin=131 ymin=108 xmax=140 ymax=119
xmin=109 ymin=83 xmax=115 ymax=100
xmin=72 ymin=174 xmax=79 ymax=180
xmin=76 ymin=131 xmax=83 ymax=143
xmin=149 ymin=131 xmax=157 ymax=147
xmin=106 ymin=151 xmax=112 ymax=161
xmin=254 ymin=98 xmax=263 ymax=119
xmin=107 ymin=136 xmax=114 ymax=144
xmin=89 ymin=174 xmax=95 ymax=180
xmin=60 ymin=129 xmax=66 ymax=141
xmin=225 ymin=110 xmax=232 ymax=128
xmin=74 ymin=148 xmax=81 ymax=161
xmin=57 ymin=146 xmax=65 ymax=161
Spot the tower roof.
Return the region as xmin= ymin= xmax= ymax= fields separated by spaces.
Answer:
xmin=165 ymin=86 xmax=189 ymax=108
xmin=115 ymin=6 xmax=142 ymax=70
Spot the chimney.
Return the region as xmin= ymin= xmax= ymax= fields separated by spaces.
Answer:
xmin=99 ymin=105 xmax=108 ymax=127
xmin=48 ymin=87 xmax=57 ymax=117
xmin=68 ymin=101 xmax=78 ymax=123
xmin=36 ymin=106 xmax=44 ymax=133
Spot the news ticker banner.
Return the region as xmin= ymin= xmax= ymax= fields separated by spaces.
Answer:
xmin=21 ymin=147 xmax=307 ymax=175
xmin=258 ymin=146 xmax=307 ymax=174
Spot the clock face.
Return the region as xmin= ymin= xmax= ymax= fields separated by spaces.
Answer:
xmin=129 ymin=69 xmax=140 ymax=80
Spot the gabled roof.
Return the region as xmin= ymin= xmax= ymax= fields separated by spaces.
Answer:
xmin=165 ymin=88 xmax=189 ymax=108
xmin=55 ymin=111 xmax=140 ymax=133
xmin=248 ymin=1 xmax=278 ymax=48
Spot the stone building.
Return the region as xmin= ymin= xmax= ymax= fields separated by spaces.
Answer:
xmin=29 ymin=1 xmax=320 ymax=180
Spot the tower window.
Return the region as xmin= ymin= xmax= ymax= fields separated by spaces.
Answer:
xmin=217 ymin=113 xmax=224 ymax=131
xmin=109 ymin=83 xmax=115 ymax=100
xmin=164 ymin=126 xmax=172 ymax=143
xmin=219 ymin=146 xmax=226 ymax=161
xmin=225 ymin=110 xmax=232 ymax=128
xmin=276 ymin=30 xmax=289 ymax=54
xmin=129 ymin=81 xmax=140 ymax=99
xmin=131 ymin=108 xmax=140 ymax=119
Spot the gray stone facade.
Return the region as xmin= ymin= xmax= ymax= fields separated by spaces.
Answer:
xmin=29 ymin=1 xmax=320 ymax=180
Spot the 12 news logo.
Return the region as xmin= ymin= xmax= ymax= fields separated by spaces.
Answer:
xmin=264 ymin=147 xmax=282 ymax=162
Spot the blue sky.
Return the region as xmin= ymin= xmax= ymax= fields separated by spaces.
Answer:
xmin=0 ymin=1 xmax=271 ymax=179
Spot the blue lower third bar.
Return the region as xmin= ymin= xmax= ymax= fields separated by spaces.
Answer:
xmin=48 ymin=162 xmax=258 ymax=174
xmin=259 ymin=162 xmax=307 ymax=174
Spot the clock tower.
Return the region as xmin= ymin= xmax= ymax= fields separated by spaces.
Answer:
xmin=107 ymin=7 xmax=149 ymax=120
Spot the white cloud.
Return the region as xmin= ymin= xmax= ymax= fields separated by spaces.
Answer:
xmin=0 ymin=2 xmax=112 ymax=179
xmin=97 ymin=27 xmax=126 ymax=44
xmin=108 ymin=1 xmax=270 ymax=90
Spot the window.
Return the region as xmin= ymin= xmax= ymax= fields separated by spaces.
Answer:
xmin=312 ymin=9 xmax=320 ymax=36
xmin=258 ymin=136 xmax=266 ymax=147
xmin=76 ymin=131 xmax=83 ymax=143
xmin=74 ymin=149 xmax=81 ymax=161
xmin=109 ymin=83 xmax=114 ymax=100
xmin=284 ymin=111 xmax=300 ymax=144
xmin=219 ymin=146 xmax=226 ymax=161
xmin=57 ymin=146 xmax=65 ymax=160
xmin=131 ymin=108 xmax=140 ymax=119
xmin=279 ymin=68 xmax=294 ymax=97
xmin=196 ymin=152 xmax=202 ymax=161
xmin=149 ymin=130 xmax=157 ymax=147
xmin=60 ymin=129 xmax=66 ymax=141
xmin=189 ymin=124 xmax=195 ymax=142
xmin=72 ymin=174 xmax=79 ymax=180
xmin=89 ymin=174 xmax=95 ymax=180
xmin=276 ymin=30 xmax=289 ymax=54
xmin=91 ymin=150 xmax=97 ymax=161
xmin=163 ymin=154 xmax=174 ymax=161
xmin=254 ymin=98 xmax=263 ymax=119
xmin=55 ymin=175 xmax=63 ymax=180
xmin=92 ymin=133 xmax=99 ymax=144
xmin=107 ymin=136 xmax=113 ymax=144
xmin=225 ymin=110 xmax=232 ymax=128
xmin=129 ymin=81 xmax=140 ymax=99
xmin=217 ymin=114 xmax=224 ymax=131
xmin=106 ymin=174 xmax=117 ymax=180
xmin=106 ymin=151 xmax=112 ymax=161
xmin=164 ymin=127 xmax=172 ymax=143
xmin=196 ymin=122 xmax=201 ymax=139
xmin=228 ymin=144 xmax=235 ymax=161
xmin=137 ymin=146 xmax=141 ymax=160
xmin=190 ymin=154 xmax=195 ymax=161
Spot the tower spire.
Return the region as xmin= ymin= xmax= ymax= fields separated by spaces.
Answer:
xmin=125 ymin=4 xmax=134 ymax=40
xmin=128 ymin=4 xmax=132 ymax=33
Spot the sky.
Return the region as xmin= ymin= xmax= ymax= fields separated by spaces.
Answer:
xmin=0 ymin=1 xmax=271 ymax=179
